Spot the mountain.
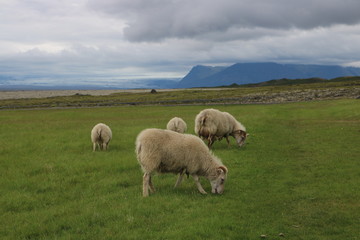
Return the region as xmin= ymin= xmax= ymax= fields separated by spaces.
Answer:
xmin=177 ymin=65 xmax=226 ymax=88
xmin=177 ymin=62 xmax=360 ymax=88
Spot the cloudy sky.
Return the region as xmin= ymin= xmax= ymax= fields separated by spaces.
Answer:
xmin=1 ymin=0 xmax=360 ymax=87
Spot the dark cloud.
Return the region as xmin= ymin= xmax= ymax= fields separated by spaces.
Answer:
xmin=88 ymin=0 xmax=360 ymax=41
xmin=1 ymin=0 xmax=360 ymax=87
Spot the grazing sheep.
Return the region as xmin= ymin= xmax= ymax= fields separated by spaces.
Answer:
xmin=195 ymin=108 xmax=248 ymax=148
xmin=135 ymin=128 xmax=228 ymax=197
xmin=166 ymin=117 xmax=187 ymax=133
xmin=91 ymin=123 xmax=112 ymax=151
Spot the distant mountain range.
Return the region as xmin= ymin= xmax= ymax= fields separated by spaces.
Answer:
xmin=2 ymin=62 xmax=360 ymax=90
xmin=177 ymin=62 xmax=360 ymax=88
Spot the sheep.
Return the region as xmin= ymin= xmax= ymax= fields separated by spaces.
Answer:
xmin=135 ymin=128 xmax=228 ymax=197
xmin=194 ymin=108 xmax=248 ymax=148
xmin=166 ymin=117 xmax=187 ymax=133
xmin=91 ymin=123 xmax=112 ymax=151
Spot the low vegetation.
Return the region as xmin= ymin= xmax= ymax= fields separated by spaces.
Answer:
xmin=1 ymin=99 xmax=359 ymax=239
xmin=229 ymin=76 xmax=360 ymax=87
xmin=1 ymin=77 xmax=359 ymax=109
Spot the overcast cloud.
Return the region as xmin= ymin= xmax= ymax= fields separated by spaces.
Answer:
xmin=1 ymin=0 xmax=360 ymax=87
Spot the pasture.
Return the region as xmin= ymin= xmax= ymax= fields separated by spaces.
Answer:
xmin=0 ymin=99 xmax=359 ymax=239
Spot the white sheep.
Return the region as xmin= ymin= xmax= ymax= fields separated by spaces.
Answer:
xmin=194 ymin=108 xmax=248 ymax=148
xmin=166 ymin=117 xmax=187 ymax=133
xmin=91 ymin=123 xmax=112 ymax=151
xmin=135 ymin=128 xmax=228 ymax=197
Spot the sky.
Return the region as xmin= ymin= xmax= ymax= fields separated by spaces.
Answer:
xmin=1 ymin=0 xmax=360 ymax=88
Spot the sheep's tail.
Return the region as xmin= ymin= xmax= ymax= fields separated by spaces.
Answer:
xmin=96 ymin=128 xmax=103 ymax=140
xmin=200 ymin=115 xmax=207 ymax=126
xmin=135 ymin=140 xmax=142 ymax=162
xmin=197 ymin=115 xmax=207 ymax=134
xmin=136 ymin=141 xmax=147 ymax=173
xmin=171 ymin=121 xmax=178 ymax=132
xmin=136 ymin=143 xmax=141 ymax=156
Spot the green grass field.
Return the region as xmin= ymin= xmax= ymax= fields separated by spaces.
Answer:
xmin=1 ymin=99 xmax=359 ymax=239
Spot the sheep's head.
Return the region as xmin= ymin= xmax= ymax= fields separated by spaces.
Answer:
xmin=210 ymin=166 xmax=228 ymax=194
xmin=233 ymin=130 xmax=248 ymax=147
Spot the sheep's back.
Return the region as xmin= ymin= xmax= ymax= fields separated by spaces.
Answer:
xmin=91 ymin=123 xmax=112 ymax=142
xmin=195 ymin=109 xmax=233 ymax=137
xmin=167 ymin=117 xmax=187 ymax=133
xmin=136 ymin=128 xmax=211 ymax=174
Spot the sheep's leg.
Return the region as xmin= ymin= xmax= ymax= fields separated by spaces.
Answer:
xmin=208 ymin=136 xmax=215 ymax=148
xmin=93 ymin=143 xmax=97 ymax=152
xmin=174 ymin=171 xmax=185 ymax=188
xmin=102 ymin=142 xmax=107 ymax=151
xmin=192 ymin=174 xmax=207 ymax=194
xmin=143 ymin=173 xmax=151 ymax=197
xmin=148 ymin=175 xmax=155 ymax=193
xmin=225 ymin=136 xmax=231 ymax=147
xmin=207 ymin=136 xmax=213 ymax=148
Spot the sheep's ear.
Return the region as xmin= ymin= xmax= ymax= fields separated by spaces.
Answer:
xmin=238 ymin=130 xmax=247 ymax=137
xmin=217 ymin=166 xmax=228 ymax=174
xmin=246 ymin=133 xmax=250 ymax=137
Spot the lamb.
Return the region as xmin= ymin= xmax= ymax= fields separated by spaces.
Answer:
xmin=194 ymin=108 xmax=248 ymax=148
xmin=135 ymin=128 xmax=228 ymax=197
xmin=166 ymin=117 xmax=187 ymax=133
xmin=91 ymin=123 xmax=112 ymax=151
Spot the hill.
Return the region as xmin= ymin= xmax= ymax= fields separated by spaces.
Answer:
xmin=177 ymin=62 xmax=360 ymax=88
xmin=223 ymin=76 xmax=360 ymax=88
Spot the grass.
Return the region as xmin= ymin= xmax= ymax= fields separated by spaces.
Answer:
xmin=0 ymin=99 xmax=359 ymax=239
